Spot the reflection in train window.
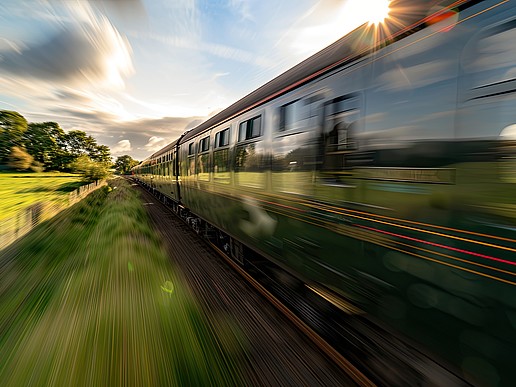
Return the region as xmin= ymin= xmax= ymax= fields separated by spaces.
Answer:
xmin=213 ymin=149 xmax=230 ymax=184
xmin=238 ymin=116 xmax=262 ymax=141
xmin=215 ymin=128 xmax=230 ymax=148
xmin=187 ymin=155 xmax=195 ymax=176
xmin=279 ymin=94 xmax=323 ymax=132
xmin=465 ymin=21 xmax=516 ymax=88
xmin=197 ymin=153 xmax=210 ymax=181
xmin=279 ymin=100 xmax=303 ymax=131
xmin=199 ymin=136 xmax=210 ymax=152
xmin=272 ymin=131 xmax=316 ymax=195
xmin=197 ymin=136 xmax=210 ymax=181
xmin=322 ymin=96 xmax=359 ymax=172
xmin=234 ymin=142 xmax=266 ymax=188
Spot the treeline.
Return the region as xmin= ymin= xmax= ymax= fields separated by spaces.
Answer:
xmin=0 ymin=110 xmax=138 ymax=179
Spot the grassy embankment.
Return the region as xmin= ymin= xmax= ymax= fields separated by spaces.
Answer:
xmin=0 ymin=172 xmax=84 ymax=222
xmin=0 ymin=178 xmax=242 ymax=386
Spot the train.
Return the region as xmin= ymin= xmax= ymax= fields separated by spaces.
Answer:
xmin=132 ymin=0 xmax=516 ymax=385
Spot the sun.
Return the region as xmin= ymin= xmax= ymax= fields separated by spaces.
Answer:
xmin=366 ymin=0 xmax=391 ymax=25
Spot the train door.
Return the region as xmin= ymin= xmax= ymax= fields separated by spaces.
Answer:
xmin=172 ymin=145 xmax=180 ymax=204
xmin=304 ymin=93 xmax=366 ymax=292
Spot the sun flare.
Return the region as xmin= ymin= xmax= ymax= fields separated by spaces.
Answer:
xmin=365 ymin=0 xmax=391 ymax=25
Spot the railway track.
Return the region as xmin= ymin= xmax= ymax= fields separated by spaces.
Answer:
xmin=206 ymin=238 xmax=374 ymax=387
xmin=132 ymin=178 xmax=470 ymax=386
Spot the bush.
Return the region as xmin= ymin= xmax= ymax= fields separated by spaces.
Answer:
xmin=30 ymin=160 xmax=45 ymax=172
xmin=70 ymin=155 xmax=111 ymax=181
xmin=7 ymin=146 xmax=33 ymax=170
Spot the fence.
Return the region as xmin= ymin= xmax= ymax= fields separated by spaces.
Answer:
xmin=0 ymin=180 xmax=107 ymax=251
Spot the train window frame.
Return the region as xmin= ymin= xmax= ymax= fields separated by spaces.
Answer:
xmin=196 ymin=135 xmax=211 ymax=181
xmin=278 ymin=93 xmax=324 ymax=133
xmin=461 ymin=20 xmax=516 ymax=103
xmin=215 ymin=127 xmax=230 ymax=148
xmin=238 ymin=115 xmax=262 ymax=142
xmin=323 ymin=95 xmax=360 ymax=147
xmin=279 ymin=99 xmax=300 ymax=132
xmin=320 ymin=93 xmax=361 ymax=176
xmin=198 ymin=136 xmax=210 ymax=153
xmin=188 ymin=142 xmax=195 ymax=156
xmin=213 ymin=147 xmax=230 ymax=184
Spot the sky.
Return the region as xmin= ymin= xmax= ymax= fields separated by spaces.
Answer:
xmin=0 ymin=0 xmax=387 ymax=161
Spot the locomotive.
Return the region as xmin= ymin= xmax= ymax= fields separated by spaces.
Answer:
xmin=133 ymin=1 xmax=516 ymax=385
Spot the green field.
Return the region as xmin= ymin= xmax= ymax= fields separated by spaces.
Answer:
xmin=0 ymin=178 xmax=241 ymax=386
xmin=0 ymin=172 xmax=84 ymax=221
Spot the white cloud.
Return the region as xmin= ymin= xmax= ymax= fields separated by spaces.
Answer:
xmin=144 ymin=136 xmax=168 ymax=152
xmin=277 ymin=0 xmax=383 ymax=59
xmin=0 ymin=4 xmax=133 ymax=88
xmin=111 ymin=139 xmax=132 ymax=155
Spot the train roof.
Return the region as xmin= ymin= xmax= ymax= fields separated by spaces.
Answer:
xmin=144 ymin=0 xmax=476 ymax=161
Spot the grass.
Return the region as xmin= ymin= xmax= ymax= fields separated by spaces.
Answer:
xmin=0 ymin=178 xmax=242 ymax=386
xmin=0 ymin=172 xmax=84 ymax=221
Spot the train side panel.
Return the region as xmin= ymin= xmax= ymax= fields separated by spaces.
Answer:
xmin=134 ymin=1 xmax=516 ymax=384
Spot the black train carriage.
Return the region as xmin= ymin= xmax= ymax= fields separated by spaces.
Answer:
xmin=133 ymin=1 xmax=516 ymax=385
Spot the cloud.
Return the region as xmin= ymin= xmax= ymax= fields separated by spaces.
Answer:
xmin=143 ymin=32 xmax=274 ymax=68
xmin=53 ymin=89 xmax=92 ymax=104
xmin=276 ymin=0 xmax=376 ymax=59
xmin=228 ymin=0 xmax=253 ymax=22
xmin=111 ymin=139 xmax=132 ymax=155
xmin=0 ymin=5 xmax=133 ymax=88
xmin=200 ymin=41 xmax=274 ymax=68
xmin=0 ymin=38 xmax=23 ymax=54
xmin=63 ymin=114 xmax=205 ymax=161
xmin=144 ymin=136 xmax=168 ymax=152
xmin=51 ymin=0 xmax=147 ymax=23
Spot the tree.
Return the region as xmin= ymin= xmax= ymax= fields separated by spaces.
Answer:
xmin=0 ymin=110 xmax=28 ymax=163
xmin=90 ymin=144 xmax=111 ymax=163
xmin=22 ymin=122 xmax=65 ymax=169
xmin=0 ymin=110 xmax=114 ymax=172
xmin=64 ymin=130 xmax=90 ymax=157
xmin=7 ymin=146 xmax=33 ymax=170
xmin=70 ymin=155 xmax=111 ymax=182
xmin=114 ymin=155 xmax=139 ymax=175
xmin=63 ymin=130 xmax=111 ymax=165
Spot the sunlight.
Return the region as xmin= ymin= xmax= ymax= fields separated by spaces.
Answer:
xmin=365 ymin=0 xmax=391 ymax=25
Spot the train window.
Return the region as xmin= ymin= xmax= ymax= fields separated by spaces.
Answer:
xmin=238 ymin=115 xmax=262 ymax=141
xmin=197 ymin=153 xmax=210 ymax=181
xmin=272 ymin=131 xmax=316 ymax=195
xmin=303 ymin=94 xmax=324 ymax=115
xmin=234 ymin=141 xmax=267 ymax=188
xmin=199 ymin=136 xmax=210 ymax=153
xmin=187 ymin=143 xmax=195 ymax=176
xmin=279 ymin=94 xmax=323 ymax=132
xmin=322 ymin=95 xmax=360 ymax=172
xmin=213 ymin=148 xmax=230 ymax=184
xmin=279 ymin=100 xmax=298 ymax=131
xmin=463 ymin=21 xmax=516 ymax=89
xmin=215 ymin=128 xmax=230 ymax=148
xmin=197 ymin=136 xmax=210 ymax=181
xmin=279 ymin=99 xmax=309 ymax=132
